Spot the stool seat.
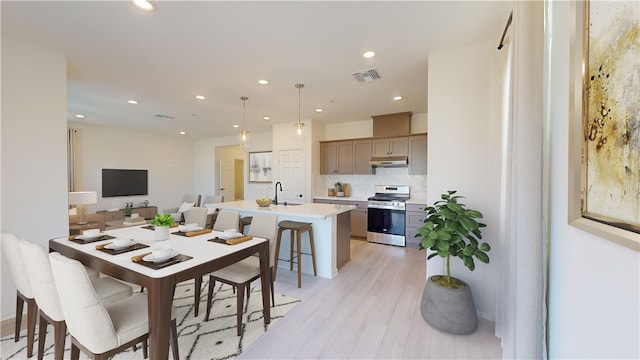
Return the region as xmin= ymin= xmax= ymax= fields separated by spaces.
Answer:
xmin=278 ymin=220 xmax=311 ymax=230
xmin=275 ymin=220 xmax=316 ymax=288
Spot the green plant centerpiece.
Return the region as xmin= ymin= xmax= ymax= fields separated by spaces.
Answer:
xmin=334 ymin=182 xmax=343 ymax=192
xmin=149 ymin=214 xmax=175 ymax=227
xmin=149 ymin=214 xmax=174 ymax=241
xmin=416 ymin=190 xmax=491 ymax=335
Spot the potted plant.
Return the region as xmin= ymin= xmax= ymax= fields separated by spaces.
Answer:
xmin=417 ymin=190 xmax=490 ymax=335
xmin=149 ymin=214 xmax=175 ymax=241
xmin=334 ymin=182 xmax=344 ymax=197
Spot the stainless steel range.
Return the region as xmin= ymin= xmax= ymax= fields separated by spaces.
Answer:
xmin=367 ymin=185 xmax=410 ymax=247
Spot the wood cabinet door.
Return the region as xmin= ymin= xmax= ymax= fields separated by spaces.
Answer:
xmin=353 ymin=139 xmax=372 ymax=174
xmin=336 ymin=141 xmax=353 ymax=174
xmin=372 ymin=138 xmax=390 ymax=157
xmin=320 ymin=142 xmax=337 ymax=174
xmin=389 ymin=137 xmax=409 ymax=156
xmin=408 ymin=135 xmax=427 ymax=175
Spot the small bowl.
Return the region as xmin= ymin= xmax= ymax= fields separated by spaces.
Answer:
xmin=152 ymin=247 xmax=172 ymax=259
xmin=83 ymin=229 xmax=100 ymax=238
xmin=256 ymin=198 xmax=272 ymax=207
xmin=112 ymin=237 xmax=131 ymax=247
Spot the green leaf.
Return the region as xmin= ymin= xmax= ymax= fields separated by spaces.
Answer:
xmin=463 ymin=256 xmax=475 ymax=271
xmin=475 ymin=250 xmax=490 ymax=263
xmin=420 ymin=237 xmax=436 ymax=250
xmin=462 ymin=245 xmax=475 ymax=256
xmin=466 ymin=209 xmax=484 ymax=218
xmin=479 ymin=243 xmax=491 ymax=251
xmin=427 ymin=252 xmax=439 ymax=260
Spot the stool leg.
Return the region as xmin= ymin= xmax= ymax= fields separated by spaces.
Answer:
xmin=289 ymin=229 xmax=294 ymax=272
xmin=297 ymin=230 xmax=302 ymax=288
xmin=14 ymin=294 xmax=23 ymax=342
xmin=308 ymin=227 xmax=317 ymax=276
xmin=273 ymin=228 xmax=283 ymax=281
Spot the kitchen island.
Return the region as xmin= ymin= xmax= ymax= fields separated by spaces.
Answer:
xmin=215 ymin=200 xmax=355 ymax=279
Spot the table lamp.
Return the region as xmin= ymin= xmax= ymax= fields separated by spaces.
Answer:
xmin=69 ymin=191 xmax=97 ymax=224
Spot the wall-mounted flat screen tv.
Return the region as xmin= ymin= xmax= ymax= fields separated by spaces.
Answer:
xmin=102 ymin=169 xmax=148 ymax=197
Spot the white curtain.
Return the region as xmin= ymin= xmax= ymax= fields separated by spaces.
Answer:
xmin=67 ymin=128 xmax=78 ymax=192
xmin=494 ymin=2 xmax=546 ymax=359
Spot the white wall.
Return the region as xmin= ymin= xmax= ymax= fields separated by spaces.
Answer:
xmin=426 ymin=42 xmax=500 ymax=321
xmin=1 ymin=38 xmax=68 ymax=320
xmin=547 ymin=2 xmax=640 ymax=358
xmin=69 ymin=123 xmax=194 ymax=213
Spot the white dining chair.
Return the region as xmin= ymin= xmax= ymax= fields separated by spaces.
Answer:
xmin=205 ymin=213 xmax=278 ymax=335
xmin=1 ymin=230 xmax=37 ymax=357
xmin=184 ymin=207 xmax=208 ymax=228
xmin=19 ymin=238 xmax=134 ymax=360
xmin=212 ymin=209 xmax=240 ymax=231
xmin=49 ymin=252 xmax=180 ymax=360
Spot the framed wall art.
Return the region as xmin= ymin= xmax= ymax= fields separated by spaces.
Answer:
xmin=248 ymin=151 xmax=273 ymax=183
xmin=569 ymin=1 xmax=640 ymax=251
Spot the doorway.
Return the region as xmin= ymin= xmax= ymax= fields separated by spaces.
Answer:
xmin=215 ymin=145 xmax=244 ymax=201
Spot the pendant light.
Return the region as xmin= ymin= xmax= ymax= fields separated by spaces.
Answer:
xmin=294 ymin=83 xmax=304 ymax=137
xmin=239 ymin=96 xmax=249 ymax=147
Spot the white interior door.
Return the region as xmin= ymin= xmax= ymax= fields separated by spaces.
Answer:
xmin=220 ymin=157 xmax=235 ymax=201
xmin=278 ymin=149 xmax=305 ymax=202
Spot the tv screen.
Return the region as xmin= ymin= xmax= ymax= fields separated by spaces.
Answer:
xmin=102 ymin=169 xmax=148 ymax=197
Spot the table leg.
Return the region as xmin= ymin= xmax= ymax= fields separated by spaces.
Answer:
xmin=147 ymin=279 xmax=176 ymax=360
xmin=259 ymin=244 xmax=271 ymax=326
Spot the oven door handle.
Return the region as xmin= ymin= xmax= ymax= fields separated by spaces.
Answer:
xmin=367 ymin=204 xmax=405 ymax=211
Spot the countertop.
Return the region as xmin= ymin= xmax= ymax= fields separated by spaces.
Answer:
xmin=216 ymin=200 xmax=355 ymax=219
xmin=313 ymin=196 xmax=369 ymax=202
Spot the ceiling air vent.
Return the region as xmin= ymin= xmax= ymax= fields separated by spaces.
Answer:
xmin=150 ymin=113 xmax=175 ymax=120
xmin=352 ymin=68 xmax=381 ymax=83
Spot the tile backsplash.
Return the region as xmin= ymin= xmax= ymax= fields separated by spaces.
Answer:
xmin=317 ymin=167 xmax=427 ymax=200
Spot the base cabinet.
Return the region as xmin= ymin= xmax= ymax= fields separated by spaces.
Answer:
xmin=314 ymin=199 xmax=367 ymax=238
xmin=406 ymin=203 xmax=427 ymax=248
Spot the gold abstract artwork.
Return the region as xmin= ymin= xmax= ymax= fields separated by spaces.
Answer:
xmin=583 ymin=1 xmax=640 ymax=232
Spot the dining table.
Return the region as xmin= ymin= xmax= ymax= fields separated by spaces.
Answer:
xmin=49 ymin=224 xmax=271 ymax=360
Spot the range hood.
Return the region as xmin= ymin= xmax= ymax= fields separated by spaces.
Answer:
xmin=369 ymin=156 xmax=408 ymax=167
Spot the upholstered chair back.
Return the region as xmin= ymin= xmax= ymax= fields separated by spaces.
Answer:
xmin=49 ymin=252 xmax=119 ymax=353
xmin=247 ymin=213 xmax=279 ymax=267
xmin=213 ymin=210 xmax=240 ymax=231
xmin=184 ymin=207 xmax=208 ymax=228
xmin=1 ymin=231 xmax=33 ymax=298
xmin=19 ymin=239 xmax=65 ymax=321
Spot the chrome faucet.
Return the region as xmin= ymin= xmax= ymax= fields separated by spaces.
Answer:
xmin=274 ymin=181 xmax=283 ymax=205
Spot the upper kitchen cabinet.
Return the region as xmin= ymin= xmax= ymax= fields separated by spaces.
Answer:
xmin=372 ymin=136 xmax=409 ymax=158
xmin=321 ymin=140 xmax=353 ymax=174
xmin=408 ymin=134 xmax=427 ymax=175
xmin=321 ymin=139 xmax=372 ymax=175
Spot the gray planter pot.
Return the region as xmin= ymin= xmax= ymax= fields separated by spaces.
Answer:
xmin=420 ymin=275 xmax=478 ymax=335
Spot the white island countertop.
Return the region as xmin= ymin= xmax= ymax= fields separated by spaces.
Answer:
xmin=215 ymin=200 xmax=355 ymax=219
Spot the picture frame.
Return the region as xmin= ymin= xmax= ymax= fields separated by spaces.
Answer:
xmin=568 ymin=1 xmax=640 ymax=251
xmin=248 ymin=151 xmax=273 ymax=183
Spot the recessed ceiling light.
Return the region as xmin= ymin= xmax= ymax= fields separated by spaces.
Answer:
xmin=195 ymin=95 xmax=206 ymax=100
xmin=393 ymin=96 xmax=403 ymax=101
xmin=132 ymin=0 xmax=154 ymax=11
xmin=263 ymin=116 xmax=271 ymax=121
xmin=258 ymin=79 xmax=269 ymax=85
xmin=233 ymin=124 xmax=239 ymax=128
xmin=75 ymin=114 xmax=85 ymax=119
xmin=315 ymin=108 xmax=323 ymax=113
xmin=363 ymin=50 xmax=376 ymax=59
xmin=179 ymin=131 xmax=186 ymax=135
xmin=128 ymin=100 xmax=138 ymax=104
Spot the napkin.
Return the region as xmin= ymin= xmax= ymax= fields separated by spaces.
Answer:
xmin=95 ymin=242 xmax=112 ymax=250
xmin=226 ymin=235 xmax=253 ymax=245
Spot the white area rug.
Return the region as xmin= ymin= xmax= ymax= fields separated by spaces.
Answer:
xmin=1 ymin=279 xmax=300 ymax=359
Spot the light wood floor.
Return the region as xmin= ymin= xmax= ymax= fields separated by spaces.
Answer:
xmin=240 ymin=239 xmax=502 ymax=359
xmin=2 ymin=239 xmax=502 ymax=359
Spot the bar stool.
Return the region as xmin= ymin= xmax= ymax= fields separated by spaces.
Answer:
xmin=274 ymin=220 xmax=317 ymax=288
xmin=239 ymin=216 xmax=253 ymax=234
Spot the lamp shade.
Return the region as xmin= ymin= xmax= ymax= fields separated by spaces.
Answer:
xmin=69 ymin=191 xmax=97 ymax=205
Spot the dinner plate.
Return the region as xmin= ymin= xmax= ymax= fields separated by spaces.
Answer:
xmin=143 ymin=250 xmax=179 ymax=263
xmin=104 ymin=239 xmax=137 ymax=250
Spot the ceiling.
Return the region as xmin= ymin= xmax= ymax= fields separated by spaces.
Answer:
xmin=2 ymin=1 xmax=512 ymax=139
